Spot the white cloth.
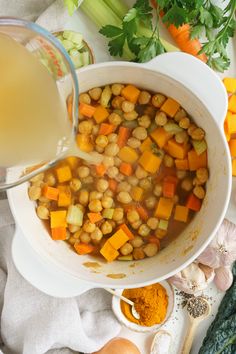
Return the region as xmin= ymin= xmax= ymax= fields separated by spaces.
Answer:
xmin=0 ymin=1 xmax=121 ymax=354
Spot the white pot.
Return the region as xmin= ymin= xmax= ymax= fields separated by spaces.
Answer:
xmin=8 ymin=53 xmax=231 ymax=295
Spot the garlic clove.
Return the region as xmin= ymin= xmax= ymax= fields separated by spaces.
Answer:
xmin=214 ymin=266 xmax=233 ymax=291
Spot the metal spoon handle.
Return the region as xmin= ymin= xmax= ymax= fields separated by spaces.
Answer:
xmin=105 ymin=288 xmax=134 ymax=306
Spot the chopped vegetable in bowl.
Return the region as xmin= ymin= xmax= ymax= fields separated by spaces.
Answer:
xmin=28 ymin=83 xmax=209 ymax=262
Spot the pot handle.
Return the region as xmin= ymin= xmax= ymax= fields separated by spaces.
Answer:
xmin=144 ymin=52 xmax=228 ymax=126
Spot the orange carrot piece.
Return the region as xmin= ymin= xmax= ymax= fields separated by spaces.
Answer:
xmin=164 ymin=175 xmax=179 ymax=187
xmin=188 ymin=149 xmax=207 ymax=171
xmin=228 ymin=94 xmax=236 ymax=113
xmin=119 ymin=162 xmax=133 ymax=176
xmin=117 ymin=126 xmax=130 ymax=147
xmin=174 ymin=205 xmax=189 ymax=222
xmin=121 ymin=84 xmax=140 ymax=103
xmin=155 ymin=197 xmax=174 ymax=220
xmin=163 ymin=181 xmax=176 ymax=198
xmin=93 ymin=105 xmax=109 ymax=123
xmin=186 ymin=193 xmax=202 ymax=211
xmin=223 ymin=78 xmax=236 ymax=93
xmin=79 ymin=102 xmax=96 ymax=117
xmin=136 ymin=205 xmax=149 ymax=221
xmin=95 ymin=164 xmax=107 ymax=176
xmin=226 ymin=111 xmax=236 ymax=134
xmin=224 ymin=119 xmax=231 ymax=142
xmin=76 ymin=134 xmax=93 ymax=153
xmin=51 ymin=227 xmax=67 ymax=240
xmin=175 ymin=158 xmax=189 ymax=170
xmin=232 ymin=159 xmax=236 ymax=176
xmin=108 ymin=179 xmax=118 ymax=192
xmin=74 ymin=242 xmax=95 ymax=255
xmin=43 ymin=185 xmax=59 ymax=201
xmin=151 ymin=127 xmax=172 ymax=148
xmin=229 ymin=139 xmax=236 ymax=157
xmin=161 ymin=97 xmax=180 ymax=117
xmin=99 ymin=123 xmax=116 ymax=135
xmin=87 ymin=212 xmax=103 ymax=223
xmin=119 ymin=223 xmax=135 ymax=240
xmin=168 ymin=139 xmax=189 ymax=159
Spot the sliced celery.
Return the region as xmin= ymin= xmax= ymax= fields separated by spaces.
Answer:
xmin=152 ymin=145 xmax=165 ymax=158
xmin=103 ymin=0 xmax=128 ymax=19
xmin=82 ymin=51 xmax=90 ymax=65
xmin=122 ymin=120 xmax=138 ymax=129
xmin=66 ymin=205 xmax=83 ymax=226
xmin=117 ymin=255 xmax=133 ymax=261
xmin=102 ymin=208 xmax=114 ymax=219
xmin=164 ymin=122 xmax=183 ymax=134
xmin=159 ymin=219 xmax=168 ymax=230
xmin=63 ymin=30 xmax=83 ymax=46
xmin=192 ymin=139 xmax=207 ymax=155
xmin=62 ymin=39 xmax=74 ymax=51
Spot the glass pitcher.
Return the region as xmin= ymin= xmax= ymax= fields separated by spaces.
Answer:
xmin=0 ymin=17 xmax=79 ymax=190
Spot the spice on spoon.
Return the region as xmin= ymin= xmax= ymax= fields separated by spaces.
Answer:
xmin=187 ymin=296 xmax=209 ymax=318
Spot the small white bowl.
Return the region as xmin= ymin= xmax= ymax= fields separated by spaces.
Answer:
xmin=112 ymin=280 xmax=175 ymax=333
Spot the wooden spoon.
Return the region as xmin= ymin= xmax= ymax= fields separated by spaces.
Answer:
xmin=105 ymin=288 xmax=140 ymax=319
xmin=181 ymin=297 xmax=211 ymax=354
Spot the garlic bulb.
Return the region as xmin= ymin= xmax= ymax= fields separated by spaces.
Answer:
xmin=198 ymin=219 xmax=236 ymax=268
xmin=214 ymin=266 xmax=233 ymax=291
xmin=168 ymin=262 xmax=214 ymax=294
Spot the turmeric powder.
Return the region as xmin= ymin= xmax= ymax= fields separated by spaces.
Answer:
xmin=121 ymin=283 xmax=168 ymax=327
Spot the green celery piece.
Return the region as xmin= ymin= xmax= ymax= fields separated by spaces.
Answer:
xmin=66 ymin=205 xmax=83 ymax=226
xmin=71 ymin=54 xmax=83 ymax=69
xmin=82 ymin=51 xmax=90 ymax=65
xmin=159 ymin=219 xmax=168 ymax=230
xmin=103 ymin=0 xmax=128 ymax=19
xmin=117 ymin=255 xmax=133 ymax=261
xmin=192 ymin=139 xmax=207 ymax=155
xmin=164 ymin=122 xmax=183 ymax=134
xmin=102 ymin=208 xmax=114 ymax=219
xmin=63 ymin=30 xmax=83 ymax=45
xmin=56 ymin=35 xmax=64 ymax=41
xmin=122 ymin=120 xmax=138 ymax=129
xmin=69 ymin=48 xmax=79 ymax=57
xmin=75 ymin=41 xmax=85 ymax=50
xmin=62 ymin=39 xmax=74 ymax=51
xmin=147 ymin=121 xmax=157 ymax=133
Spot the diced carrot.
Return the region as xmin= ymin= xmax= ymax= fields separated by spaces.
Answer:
xmin=175 ymin=159 xmax=189 ymax=170
xmin=168 ymin=139 xmax=189 ymax=159
xmin=119 ymin=146 xmax=139 ymax=163
xmin=99 ymin=123 xmax=116 ymax=135
xmin=51 ymin=227 xmax=67 ymax=240
xmin=58 ymin=185 xmax=71 ymax=207
xmin=155 ymin=197 xmax=174 ymax=220
xmin=188 ymin=149 xmax=207 ymax=171
xmin=130 ymin=186 xmax=144 ymax=201
xmin=163 ymin=181 xmax=176 ymax=198
xmin=42 ymin=185 xmax=59 ymax=201
xmin=66 ymin=156 xmax=79 ymax=169
xmin=186 ymin=193 xmax=202 ymax=211
xmin=228 ymin=95 xmax=236 ymax=113
xmin=148 ymin=236 xmax=160 ymax=248
xmin=108 ymin=179 xmax=118 ymax=192
xmin=108 ymin=229 xmax=129 ymax=249
xmin=87 ymin=212 xmax=103 ymax=223
xmin=174 ymin=205 xmax=189 ymax=222
xmin=119 ymin=162 xmax=133 ymax=176
xmin=151 ymin=127 xmax=172 ymax=148
xmin=226 ymin=111 xmax=236 ymax=134
xmin=93 ymin=105 xmax=109 ymax=123
xmin=136 ymin=205 xmax=149 ymax=221
xmin=160 ymin=97 xmax=180 ymax=117
xmin=95 ymin=164 xmax=107 ymax=176
xmin=117 ymin=126 xmax=130 ymax=148
xmin=100 ymin=241 xmax=119 ymax=262
xmin=119 ymin=224 xmax=134 ymax=240
xmin=229 ymin=139 xmax=236 ymax=157
xmin=74 ymin=242 xmax=95 ymax=255
xmin=140 ymin=137 xmax=153 ymax=152
xmin=138 ymin=150 xmax=162 ymax=174
xmin=163 ymin=175 xmax=179 ymax=187
xmin=50 ymin=210 xmax=67 ymax=228
xmin=224 ymin=119 xmax=231 ymax=142
xmin=121 ymin=84 xmax=140 ymax=103
xmin=55 ymin=165 xmax=72 ymax=183
xmin=79 ymin=102 xmax=96 ymax=117
xmin=76 ymin=134 xmax=93 ymax=152
xmin=223 ymin=77 xmax=236 ymax=93
xmin=232 ymin=159 xmax=236 ymax=176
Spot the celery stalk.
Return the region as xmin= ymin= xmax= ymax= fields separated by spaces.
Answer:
xmin=103 ymin=0 xmax=128 ymax=19
xmin=138 ymin=25 xmax=179 ymax=53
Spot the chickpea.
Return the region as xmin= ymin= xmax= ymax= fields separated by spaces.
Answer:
xmin=139 ymin=178 xmax=152 ymax=191
xmin=108 ymin=133 xmax=118 ymax=143
xmin=28 ymin=186 xmax=41 ymax=201
xmin=83 ymin=220 xmax=96 ymax=233
xmin=91 ymin=227 xmax=103 ymax=242
xmin=130 ymin=236 xmax=144 ymax=248
xmin=115 ymin=173 xmax=125 ymax=182
xmin=69 ymin=224 xmax=80 ymax=233
xmin=176 ymin=170 xmax=187 ymax=179
xmin=133 ymin=247 xmax=145 ymax=260
xmin=117 ymin=191 xmax=132 ymax=204
xmin=132 ymin=127 xmax=147 ymax=140
xmin=135 ymin=166 xmax=148 ymax=179
xmin=131 ymin=219 xmax=142 ymax=230
xmin=181 ymin=178 xmax=193 ymax=191
xmin=127 ymin=137 xmax=141 ymax=149
xmin=78 ymin=120 xmax=93 ymax=135
xmin=138 ymin=224 xmax=150 ymax=237
xmin=77 ymin=166 xmax=90 ymax=179
xmin=103 ymin=156 xmax=114 ymax=167
xmin=111 ymin=83 xmax=124 ymax=96
xmin=66 ymin=230 xmax=71 ymax=240
xmin=89 ymin=191 xmax=103 ymax=201
xmin=174 ymin=108 xmax=187 ymax=122
xmin=188 ymin=124 xmax=197 ymax=136
xmin=138 ymin=114 xmax=151 ymax=128
xmin=120 ymin=242 xmax=133 ymax=256
xmin=107 ymin=166 xmax=119 ymax=178
xmin=143 ymin=243 xmax=158 ymax=257
xmin=124 ymin=111 xmax=138 ymax=121
xmin=155 ymin=111 xmax=168 ymax=126
xmin=80 ymin=232 xmax=91 ymax=244
xmin=155 ymin=229 xmax=167 ymax=239
xmin=36 ymin=205 xmax=49 ymax=220
xmin=68 ymin=236 xmax=77 ymax=245
xmin=79 ymin=93 xmax=91 ymax=104
xmin=191 ymin=127 xmax=205 ymax=140
xmin=121 ymin=100 xmax=135 ymax=113
xmin=163 ymin=154 xmax=174 ymax=168
xmin=38 ymin=196 xmax=50 ymax=203
xmin=154 ymin=184 xmax=162 ymax=197
xmin=104 ymin=189 xmax=114 ymax=198
xmin=89 ymin=87 xmax=102 ymax=101
xmin=152 ymin=93 xmax=166 ymax=108
xmin=32 ymin=180 xmax=44 ymax=188
xmin=88 ymin=199 xmax=103 ymax=213
xmin=101 ymin=220 xmax=113 ymax=234
xmin=30 ymin=173 xmax=44 ymax=183
xmin=76 ymin=203 xmax=85 ymax=213
xmin=92 ymin=125 xmax=99 ymax=135
xmin=179 ymin=117 xmax=190 ymax=129
xmin=127 ymin=210 xmax=140 ymax=223
xmin=78 ymin=189 xmax=89 ymax=206
xmin=105 ymin=143 xmax=119 ymax=157
xmin=196 ymin=167 xmax=209 ymax=183
xmin=175 ymin=131 xmax=188 ymax=144
xmin=138 ymin=91 xmax=151 ymax=105
xmin=108 ymin=112 xmax=122 ymax=126
xmin=101 ymin=196 xmax=113 ymax=209
xmin=193 ymin=177 xmax=202 ymax=186
xmin=83 ymin=176 xmax=94 ymax=184
xmin=193 ymin=185 xmax=205 ymax=199
xmin=147 ymin=217 xmax=159 ymax=230
xmin=128 ymin=176 xmax=139 ymax=186
xmin=44 ymin=173 xmax=56 ymax=186
xmin=145 ymin=196 xmax=157 ymax=209
xmin=112 ymin=96 xmax=125 ymax=109
xmin=117 ymin=181 xmax=131 ymax=192
xmin=112 ymin=208 xmax=124 ymax=221
xmin=96 ymin=135 xmax=109 ymax=148
xmin=96 ymin=179 xmax=109 ymax=192
xmin=70 ymin=178 xmax=81 ymax=192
